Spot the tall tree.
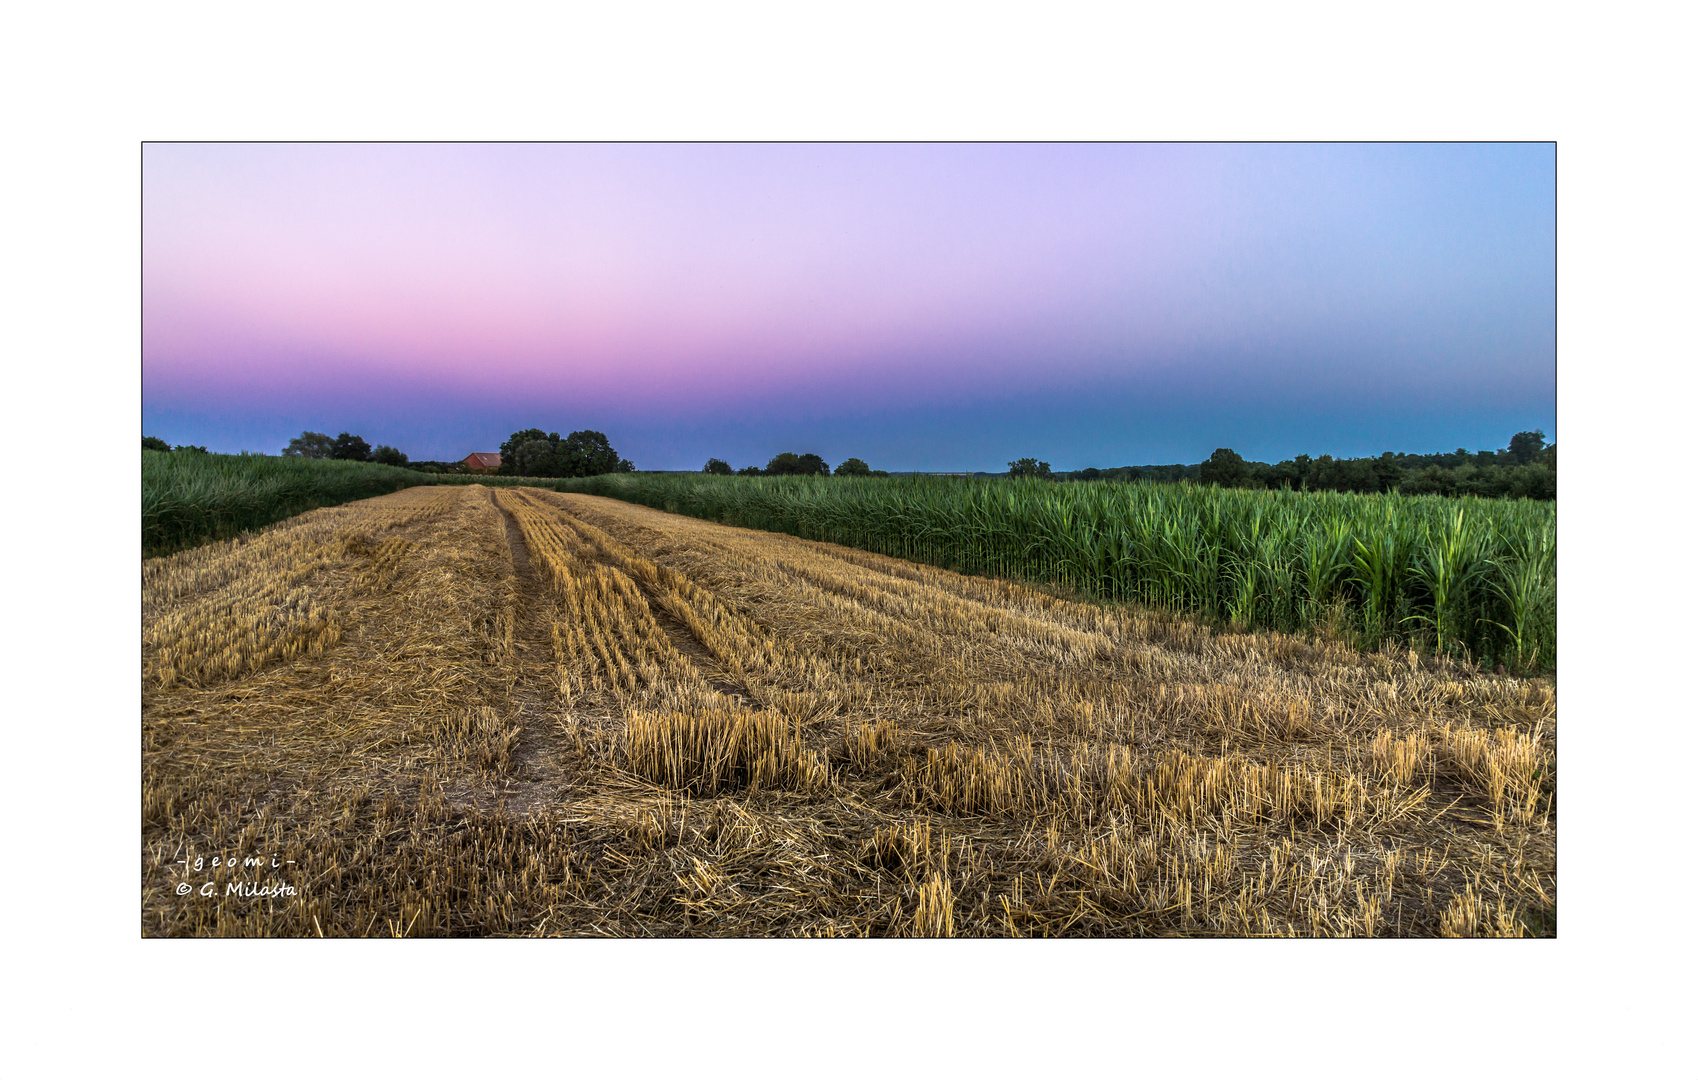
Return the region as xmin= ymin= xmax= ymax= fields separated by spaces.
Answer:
xmin=499 ymin=428 xmax=554 ymax=476
xmin=1199 ymin=448 xmax=1247 ymax=487
xmin=560 ymin=429 xmax=633 ymax=476
xmin=1008 ymin=458 xmax=1052 ymax=479
xmin=283 ymin=431 xmax=335 ymax=458
xmin=143 ymin=436 xmax=170 ymax=452
xmin=703 ymin=457 xmax=733 ymax=476
xmin=498 ymin=428 xmax=633 ymax=477
xmin=766 ymin=452 xmax=830 ymax=476
xmin=835 ymin=457 xmax=872 ymax=476
xmin=330 ymin=433 xmax=373 ymax=461
xmin=371 ymin=444 xmax=408 ymax=467
xmin=1507 ymin=430 xmax=1547 ymax=465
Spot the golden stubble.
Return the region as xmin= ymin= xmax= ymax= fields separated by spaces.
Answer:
xmin=142 ymin=485 xmax=1554 ymax=937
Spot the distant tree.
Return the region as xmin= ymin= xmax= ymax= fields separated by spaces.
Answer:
xmin=371 ymin=444 xmax=408 ymax=467
xmin=283 ymin=431 xmax=335 ymax=458
xmin=1128 ymin=430 xmax=1557 ymax=501
xmin=561 ymin=429 xmax=631 ymax=475
xmin=498 ymin=428 xmax=632 ymax=477
xmin=1372 ymin=451 xmax=1403 ymax=493
xmin=173 ymin=444 xmax=208 ymax=454
xmin=1199 ymin=448 xmax=1247 ymax=487
xmin=736 ymin=465 xmax=763 ymax=476
xmin=765 ymin=452 xmax=831 ymax=476
xmin=499 ymin=428 xmax=554 ymax=476
xmin=1292 ymin=453 xmax=1313 ymax=488
xmin=142 ymin=436 xmax=170 ymax=452
xmin=1007 ymin=458 xmax=1052 ymax=479
xmin=1076 ymin=467 xmax=1102 ymax=481
xmin=703 ymin=457 xmax=733 ymax=476
xmin=1507 ymin=430 xmax=1547 ymax=465
xmin=836 ymin=457 xmax=872 ymax=477
xmin=329 ymin=432 xmax=373 ymax=461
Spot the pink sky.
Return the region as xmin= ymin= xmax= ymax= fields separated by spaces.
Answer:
xmin=143 ymin=143 xmax=1554 ymax=468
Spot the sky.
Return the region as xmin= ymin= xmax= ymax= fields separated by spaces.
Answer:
xmin=142 ymin=142 xmax=1555 ymax=470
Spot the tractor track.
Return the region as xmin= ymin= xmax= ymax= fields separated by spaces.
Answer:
xmin=490 ymin=494 xmax=577 ymax=813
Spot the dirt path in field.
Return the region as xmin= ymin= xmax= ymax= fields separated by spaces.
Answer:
xmin=493 ymin=494 xmax=577 ymax=813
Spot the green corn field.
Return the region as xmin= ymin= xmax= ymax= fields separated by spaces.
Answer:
xmin=556 ymin=473 xmax=1556 ymax=672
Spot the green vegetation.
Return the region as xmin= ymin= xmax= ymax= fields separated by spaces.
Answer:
xmin=709 ymin=452 xmax=886 ymax=477
xmin=144 ymin=451 xmax=425 ymax=557
xmin=498 ymin=428 xmax=633 ymax=477
xmin=1056 ymin=431 xmax=1556 ymax=501
xmin=764 ymin=452 xmax=831 ymax=476
xmin=554 ymin=472 xmax=1556 ymax=672
xmin=281 ymin=429 xmax=409 ymax=465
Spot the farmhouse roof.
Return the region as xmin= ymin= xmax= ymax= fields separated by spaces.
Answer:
xmin=465 ymin=452 xmax=502 ymax=468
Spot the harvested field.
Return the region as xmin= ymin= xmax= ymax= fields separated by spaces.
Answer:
xmin=142 ymin=484 xmax=1555 ymax=936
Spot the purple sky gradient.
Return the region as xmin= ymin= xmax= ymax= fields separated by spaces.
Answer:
xmin=143 ymin=143 xmax=1554 ymax=469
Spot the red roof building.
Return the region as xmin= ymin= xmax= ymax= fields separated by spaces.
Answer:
xmin=463 ymin=452 xmax=501 ymax=473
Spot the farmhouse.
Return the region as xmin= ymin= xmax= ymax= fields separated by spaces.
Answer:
xmin=463 ymin=452 xmax=501 ymax=473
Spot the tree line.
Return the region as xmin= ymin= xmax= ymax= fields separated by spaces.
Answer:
xmin=145 ymin=425 xmax=1553 ymax=500
xmin=143 ymin=436 xmax=208 ymax=454
xmin=276 ymin=430 xmax=412 ymax=466
xmin=1044 ymin=430 xmax=1555 ymax=500
xmin=702 ymin=453 xmax=889 ymax=477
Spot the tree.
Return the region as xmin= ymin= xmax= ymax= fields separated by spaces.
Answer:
xmin=1076 ymin=467 xmax=1102 ymax=481
xmin=143 ymin=436 xmax=170 ymax=452
xmin=371 ymin=445 xmax=408 ymax=467
xmin=499 ymin=428 xmax=554 ymax=476
xmin=1199 ymin=448 xmax=1247 ymax=487
xmin=330 ymin=432 xmax=373 ymax=461
xmin=283 ymin=431 xmax=335 ymax=458
xmin=1008 ymin=458 xmax=1052 ymax=479
xmin=497 ymin=428 xmax=633 ymax=477
xmin=765 ymin=452 xmax=830 ymax=476
xmin=1372 ymin=451 xmax=1403 ymax=493
xmin=560 ymin=429 xmax=631 ymax=476
xmin=736 ymin=465 xmax=763 ymax=476
xmin=1507 ymin=430 xmax=1547 ymax=465
xmin=173 ymin=444 xmax=208 ymax=453
xmin=1292 ymin=453 xmax=1313 ymax=488
xmin=835 ymin=457 xmax=872 ymax=477
xmin=703 ymin=458 xmax=733 ymax=476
